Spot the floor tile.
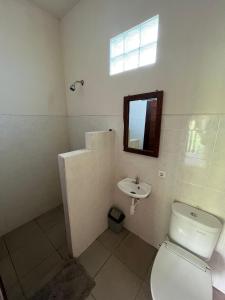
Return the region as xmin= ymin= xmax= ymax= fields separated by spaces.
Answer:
xmin=114 ymin=233 xmax=157 ymax=279
xmin=58 ymin=243 xmax=71 ymax=260
xmin=0 ymin=256 xmax=17 ymax=289
xmin=36 ymin=206 xmax=64 ymax=232
xmin=20 ymin=252 xmax=63 ymax=298
xmin=145 ymin=257 xmax=156 ymax=282
xmin=98 ymin=228 xmax=129 ymax=252
xmin=79 ymin=240 xmax=110 ymax=277
xmin=45 ymin=221 xmax=67 ymax=249
xmin=213 ymin=288 xmax=225 ymax=300
xmin=6 ymin=283 xmax=25 ymax=300
xmin=136 ymin=282 xmax=152 ymax=300
xmin=93 ymin=255 xmax=142 ymax=300
xmin=59 ymin=204 xmax=64 ymax=212
xmin=10 ymin=234 xmax=55 ymax=277
xmin=4 ymin=221 xmax=44 ymax=253
xmin=0 ymin=238 xmax=8 ymax=260
xmin=85 ymin=295 xmax=95 ymax=300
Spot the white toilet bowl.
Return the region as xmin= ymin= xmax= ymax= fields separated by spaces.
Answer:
xmin=151 ymin=241 xmax=212 ymax=300
xmin=149 ymin=202 xmax=222 ymax=300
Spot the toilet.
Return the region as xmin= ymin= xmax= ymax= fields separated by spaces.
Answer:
xmin=151 ymin=202 xmax=222 ymax=300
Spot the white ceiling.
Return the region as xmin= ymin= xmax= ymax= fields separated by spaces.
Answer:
xmin=29 ymin=0 xmax=80 ymax=19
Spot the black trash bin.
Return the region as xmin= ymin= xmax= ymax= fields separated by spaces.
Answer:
xmin=108 ymin=207 xmax=125 ymax=233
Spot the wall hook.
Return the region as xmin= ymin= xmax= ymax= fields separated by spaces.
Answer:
xmin=70 ymin=80 xmax=84 ymax=92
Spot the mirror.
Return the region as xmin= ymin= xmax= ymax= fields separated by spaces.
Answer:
xmin=123 ymin=91 xmax=163 ymax=157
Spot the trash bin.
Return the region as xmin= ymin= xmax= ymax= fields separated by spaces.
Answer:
xmin=108 ymin=207 xmax=125 ymax=233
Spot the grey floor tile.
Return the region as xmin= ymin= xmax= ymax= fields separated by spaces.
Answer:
xmin=213 ymin=288 xmax=225 ymax=300
xmin=4 ymin=221 xmax=44 ymax=253
xmin=79 ymin=240 xmax=110 ymax=277
xmin=11 ymin=234 xmax=55 ymax=277
xmin=0 ymin=238 xmax=8 ymax=260
xmin=0 ymin=256 xmax=17 ymax=289
xmin=85 ymin=295 xmax=95 ymax=300
xmin=20 ymin=252 xmax=63 ymax=298
xmin=93 ymin=255 xmax=142 ymax=300
xmin=36 ymin=206 xmax=64 ymax=232
xmin=114 ymin=233 xmax=157 ymax=279
xmin=45 ymin=221 xmax=67 ymax=249
xmin=58 ymin=243 xmax=71 ymax=260
xmin=145 ymin=255 xmax=156 ymax=282
xmin=59 ymin=204 xmax=64 ymax=212
xmin=136 ymin=282 xmax=152 ymax=300
xmin=6 ymin=283 xmax=26 ymax=300
xmin=98 ymin=228 xmax=129 ymax=252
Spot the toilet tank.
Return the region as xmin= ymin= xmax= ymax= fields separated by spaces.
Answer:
xmin=169 ymin=202 xmax=222 ymax=260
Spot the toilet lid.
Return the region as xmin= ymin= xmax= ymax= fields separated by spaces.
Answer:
xmin=151 ymin=241 xmax=212 ymax=300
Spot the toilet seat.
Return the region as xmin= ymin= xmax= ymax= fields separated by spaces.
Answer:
xmin=151 ymin=241 xmax=212 ymax=300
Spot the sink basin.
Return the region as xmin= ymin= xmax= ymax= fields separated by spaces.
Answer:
xmin=117 ymin=178 xmax=151 ymax=199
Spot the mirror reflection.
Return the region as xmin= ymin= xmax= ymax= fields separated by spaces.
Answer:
xmin=128 ymin=98 xmax=157 ymax=150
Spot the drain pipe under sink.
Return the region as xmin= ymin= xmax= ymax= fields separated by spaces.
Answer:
xmin=130 ymin=198 xmax=140 ymax=215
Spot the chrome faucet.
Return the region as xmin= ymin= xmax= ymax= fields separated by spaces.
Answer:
xmin=135 ymin=176 xmax=140 ymax=184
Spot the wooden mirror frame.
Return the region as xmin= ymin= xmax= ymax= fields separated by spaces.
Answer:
xmin=123 ymin=90 xmax=163 ymax=157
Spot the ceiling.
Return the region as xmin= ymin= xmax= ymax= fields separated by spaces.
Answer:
xmin=29 ymin=0 xmax=80 ymax=19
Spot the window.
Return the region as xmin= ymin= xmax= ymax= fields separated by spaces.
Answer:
xmin=110 ymin=15 xmax=159 ymax=75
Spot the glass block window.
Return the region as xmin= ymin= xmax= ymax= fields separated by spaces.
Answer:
xmin=110 ymin=15 xmax=159 ymax=75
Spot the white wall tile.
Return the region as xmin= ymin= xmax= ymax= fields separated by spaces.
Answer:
xmin=66 ymin=113 xmax=225 ymax=293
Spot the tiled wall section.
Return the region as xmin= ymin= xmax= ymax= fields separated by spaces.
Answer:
xmin=68 ymin=114 xmax=225 ymax=293
xmin=0 ymin=115 xmax=70 ymax=236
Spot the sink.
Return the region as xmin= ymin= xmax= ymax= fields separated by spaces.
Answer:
xmin=117 ymin=178 xmax=151 ymax=199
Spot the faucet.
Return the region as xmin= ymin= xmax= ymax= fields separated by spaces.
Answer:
xmin=135 ymin=176 xmax=140 ymax=184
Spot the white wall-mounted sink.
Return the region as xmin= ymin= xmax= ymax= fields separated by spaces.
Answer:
xmin=117 ymin=178 xmax=151 ymax=199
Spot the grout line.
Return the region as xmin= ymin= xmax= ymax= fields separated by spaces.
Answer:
xmin=94 ymin=253 xmax=112 ymax=279
xmin=97 ymin=230 xmax=152 ymax=283
xmin=67 ymin=113 xmax=225 ymax=118
xmin=34 ymin=218 xmax=63 ymax=254
xmin=1 ymin=112 xmax=225 ymax=118
xmin=134 ymin=279 xmax=146 ymax=300
xmin=16 ymin=250 xmax=63 ymax=300
xmin=86 ymin=229 xmax=132 ymax=280
xmin=34 ymin=205 xmax=66 ymax=254
xmin=67 ymin=114 xmax=121 ymax=118
xmin=2 ymin=207 xmax=67 ymax=299
xmin=0 ymin=114 xmax=67 ymax=117
xmin=111 ymin=251 xmax=147 ymax=282
xmin=212 ymin=116 xmax=221 ymax=154
xmin=3 ymin=237 xmax=28 ymax=299
xmin=112 ymin=232 xmax=155 ymax=282
xmin=114 ymin=230 xmax=131 ymax=249
xmin=97 ymin=228 xmax=130 ymax=253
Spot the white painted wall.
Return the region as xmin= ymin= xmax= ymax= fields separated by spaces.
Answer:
xmin=61 ymin=0 xmax=225 ymax=116
xmin=58 ymin=131 xmax=114 ymax=257
xmin=0 ymin=0 xmax=67 ymax=115
xmin=0 ymin=0 xmax=69 ymax=235
xmin=61 ymin=0 xmax=225 ymax=293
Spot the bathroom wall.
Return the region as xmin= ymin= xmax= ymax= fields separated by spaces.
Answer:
xmin=61 ymin=0 xmax=225 ymax=293
xmin=58 ymin=131 xmax=115 ymax=257
xmin=0 ymin=0 xmax=70 ymax=235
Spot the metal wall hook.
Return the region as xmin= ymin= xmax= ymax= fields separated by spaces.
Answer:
xmin=70 ymin=80 xmax=84 ymax=92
